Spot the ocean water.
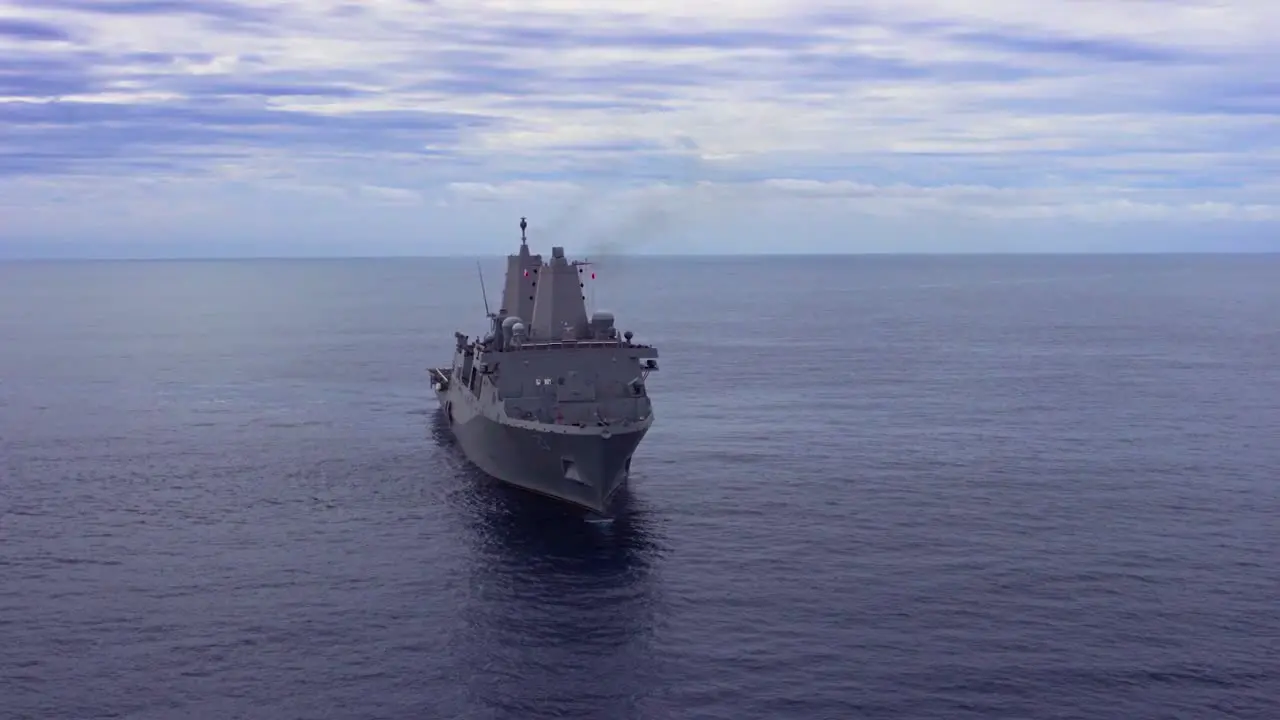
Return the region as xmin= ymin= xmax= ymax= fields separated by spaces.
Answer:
xmin=1 ymin=254 xmax=1277 ymax=720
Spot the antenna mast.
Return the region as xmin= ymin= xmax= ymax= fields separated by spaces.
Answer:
xmin=476 ymin=261 xmax=492 ymax=317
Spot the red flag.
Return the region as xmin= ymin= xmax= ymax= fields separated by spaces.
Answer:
xmin=591 ymin=273 xmax=596 ymax=279
xmin=523 ymin=269 xmax=528 ymax=277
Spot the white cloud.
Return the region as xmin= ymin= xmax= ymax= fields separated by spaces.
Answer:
xmin=358 ymin=184 xmax=422 ymax=204
xmin=0 ymin=0 xmax=1277 ymax=254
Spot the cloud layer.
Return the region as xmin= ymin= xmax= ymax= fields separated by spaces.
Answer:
xmin=1 ymin=0 xmax=1278 ymax=255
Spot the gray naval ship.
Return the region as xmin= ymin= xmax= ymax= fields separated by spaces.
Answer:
xmin=429 ymin=218 xmax=660 ymax=516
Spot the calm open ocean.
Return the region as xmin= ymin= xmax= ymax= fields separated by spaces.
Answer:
xmin=1 ymin=254 xmax=1277 ymax=719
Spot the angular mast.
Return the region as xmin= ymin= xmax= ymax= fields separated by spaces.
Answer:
xmin=499 ymin=216 xmax=542 ymax=322
xmin=530 ymin=244 xmax=588 ymax=340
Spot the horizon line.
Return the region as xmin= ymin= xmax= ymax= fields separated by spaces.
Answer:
xmin=3 ymin=250 xmax=1278 ymax=262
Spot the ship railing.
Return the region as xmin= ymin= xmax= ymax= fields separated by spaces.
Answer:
xmin=506 ymin=340 xmax=653 ymax=352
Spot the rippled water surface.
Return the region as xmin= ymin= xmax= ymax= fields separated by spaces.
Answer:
xmin=2 ymin=255 xmax=1278 ymax=719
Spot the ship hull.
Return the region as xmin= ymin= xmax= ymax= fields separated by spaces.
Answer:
xmin=436 ymin=388 xmax=646 ymax=515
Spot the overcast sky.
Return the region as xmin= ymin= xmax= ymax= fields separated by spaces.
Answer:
xmin=1 ymin=0 xmax=1277 ymax=257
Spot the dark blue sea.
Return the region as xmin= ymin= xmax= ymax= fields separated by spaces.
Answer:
xmin=1 ymin=254 xmax=1277 ymax=720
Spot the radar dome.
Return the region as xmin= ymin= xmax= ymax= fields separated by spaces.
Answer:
xmin=501 ymin=315 xmax=522 ymax=347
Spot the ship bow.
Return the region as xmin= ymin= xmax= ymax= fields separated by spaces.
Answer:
xmin=558 ymin=426 xmax=648 ymax=514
